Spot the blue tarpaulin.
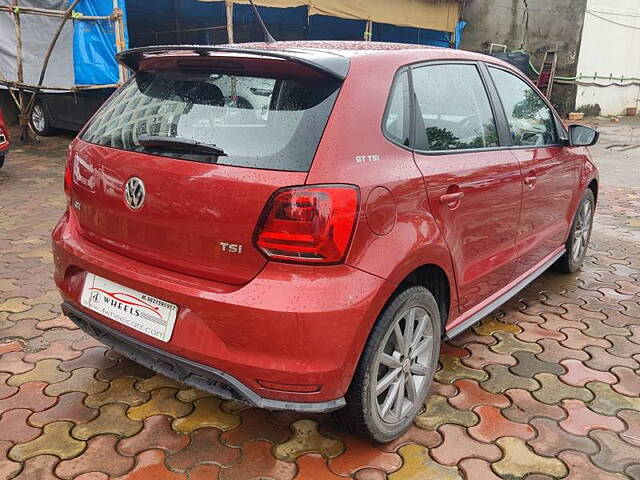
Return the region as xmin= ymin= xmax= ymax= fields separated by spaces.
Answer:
xmin=72 ymin=0 xmax=128 ymax=85
xmin=309 ymin=15 xmax=366 ymax=40
xmin=372 ymin=22 xmax=451 ymax=47
xmin=455 ymin=20 xmax=467 ymax=49
xmin=70 ymin=0 xmax=464 ymax=86
xmin=234 ymin=5 xmax=308 ymax=42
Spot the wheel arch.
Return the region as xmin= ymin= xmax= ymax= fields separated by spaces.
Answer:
xmin=30 ymin=96 xmax=54 ymax=131
xmin=587 ymin=178 xmax=598 ymax=204
xmin=397 ymin=263 xmax=452 ymax=335
xmin=30 ymin=95 xmax=51 ymax=116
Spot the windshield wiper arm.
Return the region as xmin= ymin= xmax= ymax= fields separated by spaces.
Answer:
xmin=137 ymin=134 xmax=226 ymax=156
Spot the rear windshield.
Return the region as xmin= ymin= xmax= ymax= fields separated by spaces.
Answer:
xmin=81 ymin=69 xmax=341 ymax=172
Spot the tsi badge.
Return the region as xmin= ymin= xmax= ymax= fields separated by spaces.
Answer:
xmin=219 ymin=241 xmax=243 ymax=254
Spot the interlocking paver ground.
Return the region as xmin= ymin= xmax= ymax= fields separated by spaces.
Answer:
xmin=1 ymin=118 xmax=639 ymax=479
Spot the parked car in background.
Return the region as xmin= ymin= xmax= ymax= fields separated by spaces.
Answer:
xmin=0 ymin=107 xmax=9 ymax=168
xmin=30 ymin=78 xmax=275 ymax=136
xmin=30 ymin=89 xmax=115 ymax=136
xmin=52 ymin=42 xmax=599 ymax=442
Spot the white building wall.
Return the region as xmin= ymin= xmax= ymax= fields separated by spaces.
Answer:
xmin=575 ymin=0 xmax=640 ymax=116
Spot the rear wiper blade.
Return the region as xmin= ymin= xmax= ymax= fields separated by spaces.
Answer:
xmin=137 ymin=134 xmax=226 ymax=156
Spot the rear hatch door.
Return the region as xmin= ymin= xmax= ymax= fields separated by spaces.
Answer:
xmin=70 ymin=53 xmax=343 ymax=284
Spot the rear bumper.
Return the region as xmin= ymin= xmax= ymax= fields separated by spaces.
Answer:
xmin=52 ymin=210 xmax=395 ymax=408
xmin=62 ymin=302 xmax=344 ymax=412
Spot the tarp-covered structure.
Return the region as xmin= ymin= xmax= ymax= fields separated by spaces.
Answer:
xmin=0 ymin=0 xmax=76 ymax=88
xmin=0 ymin=0 xmax=463 ymax=90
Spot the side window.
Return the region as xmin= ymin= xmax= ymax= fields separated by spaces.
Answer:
xmin=412 ymin=64 xmax=499 ymax=152
xmin=383 ymin=70 xmax=411 ymax=147
xmin=489 ymin=67 xmax=558 ymax=147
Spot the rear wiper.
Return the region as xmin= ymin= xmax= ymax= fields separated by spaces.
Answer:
xmin=137 ymin=134 xmax=227 ymax=157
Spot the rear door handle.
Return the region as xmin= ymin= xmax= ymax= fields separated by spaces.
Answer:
xmin=524 ymin=175 xmax=537 ymax=186
xmin=440 ymin=191 xmax=464 ymax=206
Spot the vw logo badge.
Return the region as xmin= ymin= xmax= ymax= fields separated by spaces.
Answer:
xmin=124 ymin=177 xmax=145 ymax=210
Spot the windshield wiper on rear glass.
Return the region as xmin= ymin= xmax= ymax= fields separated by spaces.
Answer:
xmin=137 ymin=134 xmax=227 ymax=157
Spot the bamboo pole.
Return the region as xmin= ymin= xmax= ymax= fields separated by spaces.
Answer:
xmin=0 ymin=80 xmax=119 ymax=92
xmin=24 ymin=0 xmax=83 ymax=133
xmin=10 ymin=0 xmax=30 ymax=141
xmin=112 ymin=1 xmax=126 ymax=83
xmin=36 ymin=0 xmax=82 ymax=88
xmin=12 ymin=0 xmax=23 ymax=91
xmin=0 ymin=5 xmax=112 ymax=20
xmin=364 ymin=20 xmax=372 ymax=42
xmin=226 ymin=0 xmax=234 ymax=44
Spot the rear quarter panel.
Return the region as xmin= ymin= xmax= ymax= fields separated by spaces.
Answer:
xmin=578 ymin=149 xmax=599 ymax=193
xmin=306 ymin=54 xmax=458 ymax=324
xmin=567 ymin=147 xmax=599 ymax=224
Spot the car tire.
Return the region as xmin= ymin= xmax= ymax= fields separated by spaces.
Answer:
xmin=0 ymin=152 xmax=4 ymax=169
xmin=556 ymin=189 xmax=595 ymax=273
xmin=336 ymin=285 xmax=441 ymax=443
xmin=31 ymin=101 xmax=53 ymax=136
xmin=235 ymin=96 xmax=253 ymax=110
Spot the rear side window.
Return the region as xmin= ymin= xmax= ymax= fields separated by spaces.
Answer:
xmin=383 ymin=70 xmax=411 ymax=147
xmin=489 ymin=67 xmax=558 ymax=147
xmin=81 ymin=70 xmax=341 ymax=172
xmin=412 ymin=64 xmax=499 ymax=152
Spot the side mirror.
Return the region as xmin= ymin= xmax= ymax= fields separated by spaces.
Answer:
xmin=568 ymin=125 xmax=599 ymax=147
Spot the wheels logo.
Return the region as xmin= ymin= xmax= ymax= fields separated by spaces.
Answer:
xmin=124 ymin=177 xmax=145 ymax=210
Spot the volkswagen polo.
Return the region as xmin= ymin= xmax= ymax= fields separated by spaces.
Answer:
xmin=52 ymin=42 xmax=599 ymax=441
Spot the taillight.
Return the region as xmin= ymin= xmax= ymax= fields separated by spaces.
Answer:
xmin=63 ymin=150 xmax=73 ymax=204
xmin=254 ymin=185 xmax=359 ymax=264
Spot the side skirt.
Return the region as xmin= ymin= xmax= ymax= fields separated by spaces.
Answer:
xmin=444 ymin=247 xmax=565 ymax=340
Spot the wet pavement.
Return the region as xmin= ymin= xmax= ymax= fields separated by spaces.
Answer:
xmin=0 ymin=117 xmax=639 ymax=480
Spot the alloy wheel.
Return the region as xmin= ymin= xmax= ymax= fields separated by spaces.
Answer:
xmin=372 ymin=306 xmax=434 ymax=424
xmin=572 ymin=200 xmax=593 ymax=262
xmin=32 ymin=104 xmax=46 ymax=133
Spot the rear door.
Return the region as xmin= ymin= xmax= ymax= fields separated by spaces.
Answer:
xmin=487 ymin=65 xmax=576 ymax=276
xmin=70 ymin=59 xmax=342 ymax=285
xmin=411 ymin=62 xmax=522 ymax=313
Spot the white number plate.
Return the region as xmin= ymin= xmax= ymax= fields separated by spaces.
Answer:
xmin=80 ymin=273 xmax=178 ymax=342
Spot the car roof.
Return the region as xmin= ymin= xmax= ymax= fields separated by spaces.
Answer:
xmin=220 ymin=41 xmax=515 ymax=74
xmin=238 ymin=40 xmax=438 ymax=54
xmin=235 ymin=40 xmax=502 ymax=62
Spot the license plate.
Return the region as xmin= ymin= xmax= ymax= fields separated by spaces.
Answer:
xmin=80 ymin=273 xmax=178 ymax=342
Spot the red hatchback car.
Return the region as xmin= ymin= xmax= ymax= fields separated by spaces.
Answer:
xmin=53 ymin=42 xmax=599 ymax=441
xmin=0 ymin=107 xmax=9 ymax=168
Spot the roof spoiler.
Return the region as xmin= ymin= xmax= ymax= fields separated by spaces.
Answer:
xmin=116 ymin=45 xmax=350 ymax=80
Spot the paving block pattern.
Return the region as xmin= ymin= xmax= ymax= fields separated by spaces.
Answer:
xmin=1 ymin=122 xmax=640 ymax=479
